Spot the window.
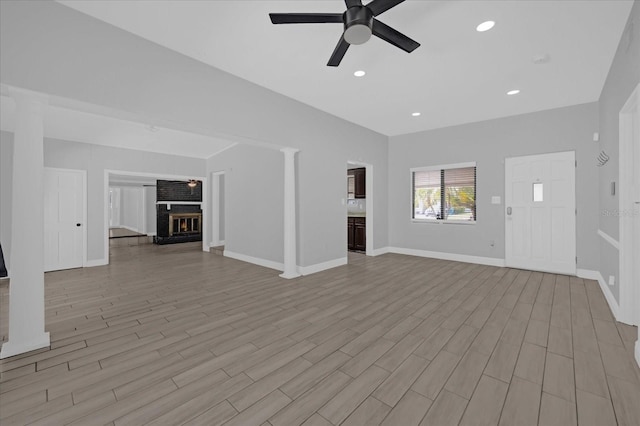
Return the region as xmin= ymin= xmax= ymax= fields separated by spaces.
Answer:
xmin=412 ymin=162 xmax=476 ymax=222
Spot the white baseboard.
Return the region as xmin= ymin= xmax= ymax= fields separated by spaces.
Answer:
xmin=0 ymin=332 xmax=50 ymax=359
xmin=298 ymin=257 xmax=347 ymax=276
xmin=209 ymin=240 xmax=225 ymax=248
xmin=224 ymin=250 xmax=284 ymax=272
xmin=372 ymin=247 xmax=390 ymax=256
xmin=387 ymin=247 xmax=506 ymax=267
xmin=85 ymin=258 xmax=108 ymax=268
xmin=577 ymin=269 xmax=620 ymax=320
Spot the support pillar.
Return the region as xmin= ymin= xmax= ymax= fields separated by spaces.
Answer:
xmin=0 ymin=90 xmax=50 ymax=358
xmin=210 ymin=172 xmax=224 ymax=247
xmin=280 ymin=148 xmax=300 ymax=279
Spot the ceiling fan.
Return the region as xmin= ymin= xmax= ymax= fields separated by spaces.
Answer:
xmin=269 ymin=0 xmax=420 ymax=67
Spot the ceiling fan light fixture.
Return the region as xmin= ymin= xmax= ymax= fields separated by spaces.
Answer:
xmin=269 ymin=1 xmax=419 ymax=67
xmin=187 ymin=179 xmax=198 ymax=188
xmin=476 ymin=20 xmax=495 ymax=32
xmin=343 ymin=6 xmax=374 ymax=45
xmin=344 ymin=23 xmax=372 ymax=45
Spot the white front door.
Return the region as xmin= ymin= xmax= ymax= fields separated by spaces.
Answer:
xmin=44 ymin=168 xmax=84 ymax=272
xmin=505 ymin=151 xmax=576 ymax=275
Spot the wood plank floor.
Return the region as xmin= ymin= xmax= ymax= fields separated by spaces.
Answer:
xmin=1 ymin=242 xmax=639 ymax=425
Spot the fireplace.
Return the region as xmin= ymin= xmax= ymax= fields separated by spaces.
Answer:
xmin=154 ymin=180 xmax=203 ymax=245
xmin=169 ymin=213 xmax=201 ymax=236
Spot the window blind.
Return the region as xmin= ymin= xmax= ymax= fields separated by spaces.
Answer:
xmin=412 ymin=165 xmax=476 ymax=222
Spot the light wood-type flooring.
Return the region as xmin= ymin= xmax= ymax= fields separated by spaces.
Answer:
xmin=1 ymin=242 xmax=639 ymax=425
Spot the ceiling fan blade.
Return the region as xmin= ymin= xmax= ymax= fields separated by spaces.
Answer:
xmin=327 ymin=35 xmax=350 ymax=67
xmin=345 ymin=0 xmax=362 ymax=8
xmin=372 ymin=19 xmax=420 ymax=52
xmin=269 ymin=13 xmax=343 ymax=24
xmin=366 ymin=0 xmax=405 ymax=16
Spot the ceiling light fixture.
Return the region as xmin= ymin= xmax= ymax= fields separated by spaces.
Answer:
xmin=476 ymin=21 xmax=495 ymax=32
xmin=187 ymin=179 xmax=198 ymax=194
xmin=412 ymin=112 xmax=421 ymax=117
xmin=507 ymin=89 xmax=520 ymax=95
xmin=354 ymin=70 xmax=366 ymax=77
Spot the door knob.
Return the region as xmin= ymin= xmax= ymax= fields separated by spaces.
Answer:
xmin=76 ymin=223 xmax=81 ymax=227
xmin=506 ymin=207 xmax=512 ymax=215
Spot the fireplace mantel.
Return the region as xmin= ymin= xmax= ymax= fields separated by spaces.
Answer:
xmin=156 ymin=201 xmax=202 ymax=210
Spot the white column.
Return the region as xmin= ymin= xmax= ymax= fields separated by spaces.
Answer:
xmin=280 ymin=148 xmax=300 ymax=279
xmin=210 ymin=172 xmax=222 ymax=247
xmin=0 ymin=90 xmax=50 ymax=359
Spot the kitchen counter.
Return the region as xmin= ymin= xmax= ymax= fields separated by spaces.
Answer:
xmin=347 ymin=213 xmax=366 ymax=218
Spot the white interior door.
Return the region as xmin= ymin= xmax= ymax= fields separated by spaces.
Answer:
xmin=505 ymin=151 xmax=576 ymax=275
xmin=44 ymin=168 xmax=84 ymax=272
xmin=619 ymin=84 xmax=640 ymax=327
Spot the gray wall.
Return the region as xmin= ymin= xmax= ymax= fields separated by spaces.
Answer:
xmin=0 ymin=131 xmax=14 ymax=270
xmin=1 ymin=132 xmax=205 ymax=264
xmin=388 ymin=103 xmax=600 ymax=270
xmin=118 ymin=186 xmax=143 ymax=233
xmin=144 ymin=186 xmax=157 ymax=235
xmin=208 ymin=144 xmax=284 ymax=264
xmin=597 ymin=1 xmax=640 ymax=303
xmin=1 ymin=0 xmax=389 ymax=269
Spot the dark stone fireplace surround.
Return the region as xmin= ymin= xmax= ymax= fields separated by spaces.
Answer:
xmin=155 ymin=180 xmax=203 ymax=245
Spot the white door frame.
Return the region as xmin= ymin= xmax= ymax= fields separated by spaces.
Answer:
xmin=103 ymin=170 xmax=208 ymax=263
xmin=45 ymin=167 xmax=87 ymax=268
xmin=346 ymin=161 xmax=373 ymax=256
xmin=619 ymin=83 xmax=640 ymax=330
xmin=504 ymin=151 xmax=576 ymax=275
xmin=210 ymin=171 xmax=225 ymax=247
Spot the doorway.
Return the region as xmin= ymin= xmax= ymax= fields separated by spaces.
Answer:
xmin=346 ymin=161 xmax=373 ymax=258
xmin=44 ymin=168 xmax=86 ymax=272
xmin=104 ymin=170 xmax=208 ymax=263
xmin=619 ymin=83 xmax=640 ymax=328
xmin=505 ymin=151 xmax=576 ymax=275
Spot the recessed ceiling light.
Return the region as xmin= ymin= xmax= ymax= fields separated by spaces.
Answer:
xmin=354 ymin=70 xmax=366 ymax=77
xmin=412 ymin=112 xmax=421 ymax=117
xmin=476 ymin=21 xmax=495 ymax=32
xmin=507 ymin=89 xmax=520 ymax=95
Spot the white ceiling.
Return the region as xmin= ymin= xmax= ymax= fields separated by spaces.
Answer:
xmin=57 ymin=0 xmax=633 ymax=136
xmin=0 ymin=96 xmax=235 ymax=159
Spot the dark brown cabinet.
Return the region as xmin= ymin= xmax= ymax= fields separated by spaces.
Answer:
xmin=353 ymin=168 xmax=366 ymax=198
xmin=347 ymin=168 xmax=366 ymax=199
xmin=347 ymin=217 xmax=366 ymax=251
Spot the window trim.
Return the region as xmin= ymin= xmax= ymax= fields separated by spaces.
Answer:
xmin=411 ymin=161 xmax=477 ymax=224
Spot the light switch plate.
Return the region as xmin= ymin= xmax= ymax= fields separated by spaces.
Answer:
xmin=491 ymin=196 xmax=501 ymax=205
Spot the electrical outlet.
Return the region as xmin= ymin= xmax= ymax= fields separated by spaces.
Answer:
xmin=608 ymin=275 xmax=615 ymax=286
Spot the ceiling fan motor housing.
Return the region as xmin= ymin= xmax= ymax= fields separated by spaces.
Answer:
xmin=343 ymin=6 xmax=373 ymax=45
